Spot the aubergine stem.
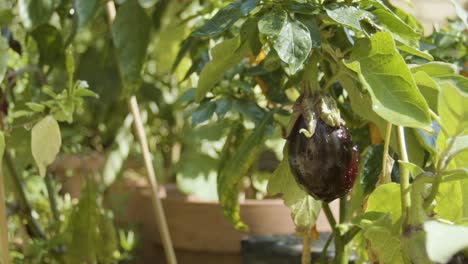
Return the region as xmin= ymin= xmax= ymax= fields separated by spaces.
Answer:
xmin=302 ymin=232 xmax=311 ymax=264
xmin=45 ymin=172 xmax=60 ymax=223
xmin=379 ymin=123 xmax=392 ymax=184
xmin=323 ymin=202 xmax=346 ymax=264
xmin=397 ymin=126 xmax=412 ymax=264
xmin=105 ymin=2 xmax=177 ymax=264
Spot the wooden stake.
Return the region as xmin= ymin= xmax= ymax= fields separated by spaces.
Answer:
xmin=105 ymin=2 xmax=176 ymax=262
xmin=0 ymin=165 xmax=10 ymax=264
xmin=128 ymin=96 xmax=177 ymax=264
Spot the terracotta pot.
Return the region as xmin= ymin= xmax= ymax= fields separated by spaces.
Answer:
xmin=106 ymin=176 xmax=338 ymax=264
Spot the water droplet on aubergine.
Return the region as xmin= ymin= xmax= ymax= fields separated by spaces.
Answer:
xmin=287 ymin=115 xmax=358 ymax=202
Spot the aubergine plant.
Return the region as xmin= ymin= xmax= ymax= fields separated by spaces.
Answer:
xmin=0 ymin=0 xmax=467 ymax=263
xmin=172 ymin=0 xmax=468 ymax=263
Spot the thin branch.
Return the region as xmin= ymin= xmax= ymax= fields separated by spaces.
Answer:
xmin=379 ymin=123 xmax=392 ymax=184
xmin=302 ymin=232 xmax=311 ymax=264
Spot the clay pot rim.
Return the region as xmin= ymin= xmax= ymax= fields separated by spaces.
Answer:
xmin=132 ymin=183 xmax=286 ymax=207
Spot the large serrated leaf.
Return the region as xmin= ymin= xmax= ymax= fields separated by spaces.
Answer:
xmin=344 ymin=32 xmax=431 ymax=131
xmin=268 ymin=145 xmax=321 ymax=232
xmin=218 ymin=113 xmax=273 ymax=230
xmin=111 ymin=0 xmax=151 ymax=92
xmin=31 ymin=116 xmax=61 ymax=177
xmin=412 ymin=71 xmax=440 ymax=111
xmin=273 ymin=18 xmax=311 ymax=74
xmin=372 ymin=9 xmax=420 ymax=47
xmin=196 ymin=36 xmax=250 ymax=102
xmin=191 ymin=0 xmax=259 ymax=37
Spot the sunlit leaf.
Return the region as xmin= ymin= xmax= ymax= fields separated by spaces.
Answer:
xmin=344 ymin=32 xmax=431 ymax=131
xmin=31 ymin=116 xmax=62 ymax=177
xmin=273 ymin=18 xmax=311 ymax=74
xmin=424 ymin=220 xmax=468 ymax=263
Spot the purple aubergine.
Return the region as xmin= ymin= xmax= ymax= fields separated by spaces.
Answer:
xmin=287 ymin=93 xmax=358 ymax=202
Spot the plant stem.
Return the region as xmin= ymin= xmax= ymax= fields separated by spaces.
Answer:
xmin=379 ymin=123 xmax=392 ymax=184
xmin=429 ymin=109 xmax=449 ymax=136
xmin=0 ymin=161 xmax=10 ymax=264
xmin=302 ymin=232 xmax=311 ymax=264
xmin=45 ymin=172 xmax=60 ymax=223
xmin=323 ymin=202 xmax=346 ymax=264
xmin=423 ymin=127 xmax=464 ymax=209
xmin=4 ymin=152 xmax=45 ymax=239
xmin=319 ymin=233 xmax=333 ymax=262
xmin=342 ymin=225 xmax=361 ymax=245
xmin=339 ymin=198 xmax=346 ymax=223
xmin=396 ymin=127 xmax=411 ymax=259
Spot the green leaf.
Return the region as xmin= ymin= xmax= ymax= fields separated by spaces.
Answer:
xmin=450 ymin=0 xmax=468 ymax=28
xmin=434 ymin=179 xmax=468 ymax=223
xmin=424 ymin=220 xmax=468 ymax=263
xmin=296 ymin=14 xmax=321 ymax=48
xmin=437 ymin=76 xmax=468 ymax=135
xmin=31 ymin=24 xmax=64 ymax=66
xmin=18 ymin=0 xmax=59 ymax=30
xmin=218 ymin=113 xmax=273 ymax=230
xmin=191 ymin=0 xmax=259 ymax=37
xmin=447 ymin=135 xmax=468 ymax=161
xmin=273 ymin=18 xmax=312 ymax=74
xmin=192 ymin=101 xmax=217 ymax=126
xmin=326 ymin=5 xmax=372 ymax=32
xmin=284 ymin=2 xmax=317 ymax=15
xmin=73 ymin=0 xmax=98 ymax=28
xmin=196 ymin=36 xmax=249 ymax=102
xmin=111 ymin=0 xmax=151 ymax=92
xmin=398 ymin=160 xmax=424 ymax=179
xmin=397 ymin=44 xmax=433 ymax=61
xmin=65 ymin=180 xmax=99 ymax=264
xmin=359 ymin=144 xmax=383 ymax=195
xmin=363 ymin=225 xmax=404 ymax=264
xmin=412 ymin=71 xmax=440 ymax=111
xmin=26 ymin=102 xmax=46 ymax=112
xmin=31 ymin=116 xmax=61 ymax=177
xmin=366 ymin=182 xmax=401 ymax=224
xmin=0 ymin=9 xmax=14 ymax=25
xmin=0 ymin=36 xmax=7 ymax=83
xmin=268 ymin=146 xmax=321 ymax=232
xmin=410 ymin=62 xmax=457 ymax=77
xmin=372 ymin=9 xmax=420 ymax=47
xmin=344 ymin=32 xmax=431 ymax=131
xmin=258 ymin=8 xmax=287 ymax=36
xmin=240 ymin=17 xmax=262 ymax=56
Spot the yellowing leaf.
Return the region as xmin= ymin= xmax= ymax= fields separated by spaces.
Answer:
xmin=268 ymin=145 xmax=321 ymax=232
xmin=31 ymin=116 xmax=61 ymax=177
